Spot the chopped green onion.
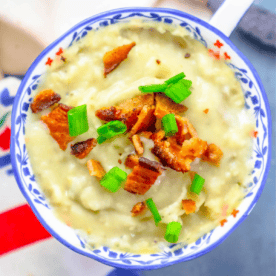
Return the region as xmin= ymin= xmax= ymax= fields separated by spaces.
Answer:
xmin=68 ymin=104 xmax=89 ymax=137
xmin=108 ymin=166 xmax=128 ymax=182
xmin=162 ymin=114 xmax=178 ymax=137
xmin=165 ymin=221 xmax=182 ymax=243
xmin=139 ymin=83 xmax=168 ymax=93
xmin=97 ymin=136 xmax=108 ymax=144
xmin=146 ymin=198 xmax=162 ymax=226
xmin=190 ymin=173 xmax=205 ymax=195
xmin=164 ymin=79 xmax=192 ymax=103
xmin=182 ymin=79 xmax=192 ymax=88
xmin=97 ymin=121 xmax=127 ymax=144
xmin=100 ymin=166 xmax=127 ymax=193
xmin=165 ymin=72 xmax=185 ymax=85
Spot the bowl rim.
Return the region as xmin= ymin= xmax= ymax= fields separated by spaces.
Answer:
xmin=10 ymin=7 xmax=272 ymax=270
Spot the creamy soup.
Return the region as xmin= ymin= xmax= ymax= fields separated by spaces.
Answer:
xmin=25 ymin=20 xmax=254 ymax=253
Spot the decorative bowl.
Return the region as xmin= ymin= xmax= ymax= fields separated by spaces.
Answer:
xmin=10 ymin=7 xmax=271 ymax=270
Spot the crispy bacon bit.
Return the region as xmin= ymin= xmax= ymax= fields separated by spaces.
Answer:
xmin=139 ymin=157 xmax=163 ymax=173
xmin=231 ymin=209 xmax=239 ymax=218
xmin=103 ymin=42 xmax=136 ymax=76
xmin=95 ymin=106 xmax=120 ymax=122
xmin=131 ymin=202 xmax=147 ymax=217
xmin=87 ymin=159 xmax=106 ymax=179
xmin=202 ymin=143 xmax=223 ymax=166
xmin=124 ymin=163 xmax=161 ymax=195
xmin=125 ymin=154 xmax=139 ymax=169
xmin=132 ymin=135 xmax=144 ymax=155
xmin=140 ymin=131 xmax=153 ymax=139
xmin=154 ymin=93 xmax=187 ymax=119
xmin=151 ymin=131 xmax=194 ymax=173
xmin=180 ymin=137 xmax=207 ymax=158
xmin=118 ymin=159 xmax=122 ymax=164
xmin=189 ymin=171 xmax=196 ymax=181
xmin=182 ymin=199 xmax=196 ymax=214
xmin=203 ymin=109 xmax=209 ymax=114
xmin=129 ymin=105 xmax=155 ymax=136
xmin=95 ymin=94 xmax=154 ymax=130
xmin=175 ymin=115 xmax=198 ymax=145
xmin=41 ymin=104 xmax=74 ymax=150
xmin=156 ymin=59 xmax=161 ymax=64
xmin=220 ymin=219 xmax=227 ymax=227
xmin=30 ymin=89 xmax=61 ymax=113
xmin=71 ymin=138 xmax=97 ymax=159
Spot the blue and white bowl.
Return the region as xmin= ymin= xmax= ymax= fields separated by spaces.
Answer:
xmin=10 ymin=7 xmax=271 ymax=270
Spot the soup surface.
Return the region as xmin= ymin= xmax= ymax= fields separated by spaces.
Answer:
xmin=25 ymin=20 xmax=254 ymax=253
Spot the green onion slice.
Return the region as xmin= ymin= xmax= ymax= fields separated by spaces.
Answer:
xmin=182 ymin=79 xmax=192 ymax=88
xmin=97 ymin=136 xmax=108 ymax=144
xmin=165 ymin=221 xmax=182 ymax=243
xmin=108 ymin=166 xmax=128 ymax=182
xmin=97 ymin=121 xmax=127 ymax=144
xmin=68 ymin=104 xmax=89 ymax=137
xmin=138 ymin=83 xmax=168 ymax=93
xmin=146 ymin=198 xmax=162 ymax=226
xmin=165 ymin=72 xmax=185 ymax=85
xmin=100 ymin=166 xmax=127 ymax=193
xmin=190 ymin=173 xmax=205 ymax=195
xmin=162 ymin=114 xmax=178 ymax=137
xmin=164 ymin=79 xmax=192 ymax=103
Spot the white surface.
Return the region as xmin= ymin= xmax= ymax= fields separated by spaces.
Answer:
xmin=209 ymin=0 xmax=254 ymax=37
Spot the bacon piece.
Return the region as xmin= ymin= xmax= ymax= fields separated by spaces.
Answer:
xmin=151 ymin=131 xmax=193 ymax=173
xmin=154 ymin=93 xmax=187 ymax=119
xmin=180 ymin=137 xmax=207 ymax=158
xmin=140 ymin=131 xmax=153 ymax=139
xmin=202 ymin=143 xmax=223 ymax=166
xmin=175 ymin=115 xmax=198 ymax=145
xmin=41 ymin=103 xmax=74 ymax=150
xmin=31 ymin=89 xmax=61 ymax=113
xmin=124 ymin=165 xmax=161 ymax=195
xmin=132 ymin=135 xmax=144 ymax=155
xmin=95 ymin=94 xmax=154 ymax=130
xmin=125 ymin=154 xmax=139 ymax=169
xmin=87 ymin=159 xmax=106 ymax=179
xmin=71 ymin=138 xmax=97 ymax=159
xmin=131 ymin=202 xmax=147 ymax=217
xmin=129 ymin=105 xmax=155 ymax=136
xmin=103 ymin=42 xmax=136 ymax=76
xmin=95 ymin=106 xmax=120 ymax=122
xmin=139 ymin=157 xmax=163 ymax=173
xmin=182 ymin=199 xmax=196 ymax=214
xmin=124 ymin=157 xmax=162 ymax=195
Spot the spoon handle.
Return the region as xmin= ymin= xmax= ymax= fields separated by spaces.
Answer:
xmin=209 ymin=0 xmax=254 ymax=37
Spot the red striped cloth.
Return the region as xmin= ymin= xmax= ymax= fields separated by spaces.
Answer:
xmin=0 ymin=204 xmax=52 ymax=256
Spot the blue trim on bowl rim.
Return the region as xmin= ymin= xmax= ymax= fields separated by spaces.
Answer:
xmin=10 ymin=7 xmax=272 ymax=270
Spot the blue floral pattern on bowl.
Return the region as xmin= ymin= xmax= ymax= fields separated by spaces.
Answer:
xmin=11 ymin=8 xmax=271 ymax=270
